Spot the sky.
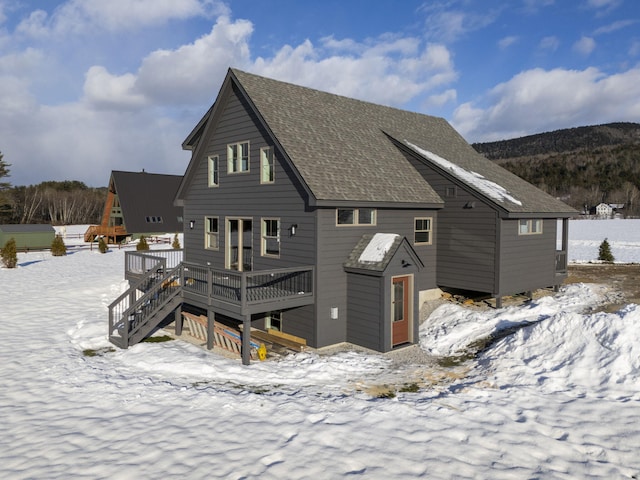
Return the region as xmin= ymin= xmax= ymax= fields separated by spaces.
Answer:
xmin=1 ymin=220 xmax=639 ymax=478
xmin=0 ymin=0 xmax=639 ymax=188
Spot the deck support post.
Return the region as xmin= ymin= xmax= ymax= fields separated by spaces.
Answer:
xmin=242 ymin=315 xmax=251 ymax=365
xmin=207 ymin=310 xmax=215 ymax=350
xmin=174 ymin=306 xmax=183 ymax=336
xmin=495 ymin=296 xmax=503 ymax=308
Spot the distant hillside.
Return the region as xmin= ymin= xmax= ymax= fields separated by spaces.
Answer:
xmin=472 ymin=123 xmax=640 ymax=216
xmin=473 ymin=122 xmax=640 ymax=159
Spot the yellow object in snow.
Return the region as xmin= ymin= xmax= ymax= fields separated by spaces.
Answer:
xmin=258 ymin=343 xmax=267 ymax=361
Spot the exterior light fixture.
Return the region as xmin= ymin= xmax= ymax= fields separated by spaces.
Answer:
xmin=189 ymin=220 xmax=195 ymax=230
xmin=289 ymin=224 xmax=298 ymax=236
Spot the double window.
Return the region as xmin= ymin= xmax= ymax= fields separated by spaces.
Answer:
xmin=414 ymin=218 xmax=432 ymax=245
xmin=519 ymin=219 xmax=543 ymax=235
xmin=205 ymin=216 xmax=219 ymax=249
xmin=336 ymin=208 xmax=376 ymax=226
xmin=227 ymin=141 xmax=249 ymax=173
xmin=261 ymin=218 xmax=280 ymax=257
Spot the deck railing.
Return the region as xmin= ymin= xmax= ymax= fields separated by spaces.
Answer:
xmin=125 ymin=249 xmax=184 ymax=277
xmin=182 ymin=262 xmax=314 ymax=311
xmin=123 ymin=251 xmax=314 ymax=311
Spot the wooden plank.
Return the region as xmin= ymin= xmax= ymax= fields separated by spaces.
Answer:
xmin=245 ymin=327 xmax=307 ymax=352
xmin=267 ymin=328 xmax=307 ymax=346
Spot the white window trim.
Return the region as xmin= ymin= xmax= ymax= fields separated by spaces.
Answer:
xmin=208 ymin=155 xmax=219 ymax=187
xmin=336 ymin=208 xmax=377 ymax=226
xmin=518 ymin=219 xmax=543 ymax=235
xmin=205 ymin=216 xmax=219 ymax=250
xmin=265 ymin=311 xmax=282 ymax=332
xmin=260 ymin=146 xmax=275 ymax=184
xmin=414 ymin=217 xmax=433 ymax=245
xmin=261 ymin=217 xmax=280 ymax=258
xmin=227 ymin=141 xmax=250 ymax=174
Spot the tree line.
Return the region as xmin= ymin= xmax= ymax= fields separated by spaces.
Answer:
xmin=473 ymin=123 xmax=640 ymax=217
xmin=0 ymin=152 xmax=106 ymax=225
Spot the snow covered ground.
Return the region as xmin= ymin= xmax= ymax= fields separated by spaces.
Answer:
xmin=1 ymin=220 xmax=639 ymax=479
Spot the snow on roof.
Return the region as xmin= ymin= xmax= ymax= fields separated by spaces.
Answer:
xmin=405 ymin=141 xmax=523 ymax=207
xmin=358 ymin=233 xmax=399 ymax=263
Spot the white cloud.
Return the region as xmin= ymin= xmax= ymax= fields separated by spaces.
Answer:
xmin=81 ymin=16 xmax=253 ymax=108
xmin=425 ymin=89 xmax=457 ymax=108
xmin=419 ymin=3 xmax=499 ymax=43
xmin=539 ymin=35 xmax=560 ymax=51
xmin=83 ymin=66 xmax=148 ymax=109
xmin=252 ymin=38 xmax=457 ymax=108
xmin=593 ymin=19 xmax=636 ymax=35
xmin=498 ymin=36 xmax=518 ymax=49
xmin=573 ymin=36 xmax=596 ymax=55
xmin=16 ymin=0 xmax=225 ymax=37
xmin=452 ymin=66 xmax=640 ymax=141
xmin=586 ymin=0 xmax=621 ymax=10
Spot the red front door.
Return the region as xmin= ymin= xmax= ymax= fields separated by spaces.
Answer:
xmin=392 ymin=276 xmax=410 ymax=346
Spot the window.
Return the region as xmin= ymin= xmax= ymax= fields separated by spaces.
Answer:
xmin=519 ymin=219 xmax=543 ymax=235
xmin=265 ymin=311 xmax=282 ymax=332
xmin=336 ymin=208 xmax=377 ymax=226
xmin=208 ymin=155 xmax=219 ymax=187
xmin=260 ymin=147 xmax=275 ymax=184
xmin=205 ymin=216 xmax=219 ymax=249
xmin=145 ymin=216 xmax=163 ymax=223
xmin=445 ymin=186 xmax=457 ymax=197
xmin=414 ymin=218 xmax=432 ymax=245
xmin=261 ymin=218 xmax=280 ymax=257
xmin=227 ymin=141 xmax=249 ymax=173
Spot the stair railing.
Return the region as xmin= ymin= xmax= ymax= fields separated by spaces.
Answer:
xmin=109 ymin=263 xmax=183 ymax=347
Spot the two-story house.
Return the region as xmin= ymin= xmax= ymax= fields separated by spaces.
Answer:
xmin=108 ymin=69 xmax=576 ymax=364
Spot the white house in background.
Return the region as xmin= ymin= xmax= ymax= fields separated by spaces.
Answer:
xmin=595 ymin=203 xmax=614 ymax=217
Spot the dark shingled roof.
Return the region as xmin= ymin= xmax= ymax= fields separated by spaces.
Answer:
xmin=228 ymin=69 xmax=443 ymax=206
xmin=344 ymin=233 xmax=424 ymax=273
xmin=111 ymin=171 xmax=183 ymax=234
xmin=183 ymin=69 xmax=575 ymax=215
xmin=344 ymin=233 xmax=404 ymax=272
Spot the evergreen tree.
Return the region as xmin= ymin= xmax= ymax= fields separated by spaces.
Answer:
xmin=51 ymin=235 xmax=67 ymax=256
xmin=98 ymin=237 xmax=108 ymax=254
xmin=1 ymin=237 xmax=17 ymax=268
xmin=172 ymin=233 xmax=181 ymax=250
xmin=136 ymin=235 xmax=149 ymax=251
xmin=598 ymin=238 xmax=615 ymax=263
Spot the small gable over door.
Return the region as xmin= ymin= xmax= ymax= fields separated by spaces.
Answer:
xmin=344 ymin=233 xmax=424 ymax=352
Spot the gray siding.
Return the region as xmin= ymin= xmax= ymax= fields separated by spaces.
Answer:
xmin=346 ymin=273 xmax=384 ymax=351
xmin=498 ymin=218 xmax=558 ymax=295
xmin=315 ymin=207 xmax=437 ymax=348
xmin=182 ymin=85 xmax=317 ymax=342
xmin=404 ymin=152 xmax=499 ymax=294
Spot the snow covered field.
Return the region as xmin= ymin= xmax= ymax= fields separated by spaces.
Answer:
xmin=1 ymin=220 xmax=639 ymax=479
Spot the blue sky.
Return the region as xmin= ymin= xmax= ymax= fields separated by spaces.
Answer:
xmin=1 ymin=0 xmax=639 ymax=187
